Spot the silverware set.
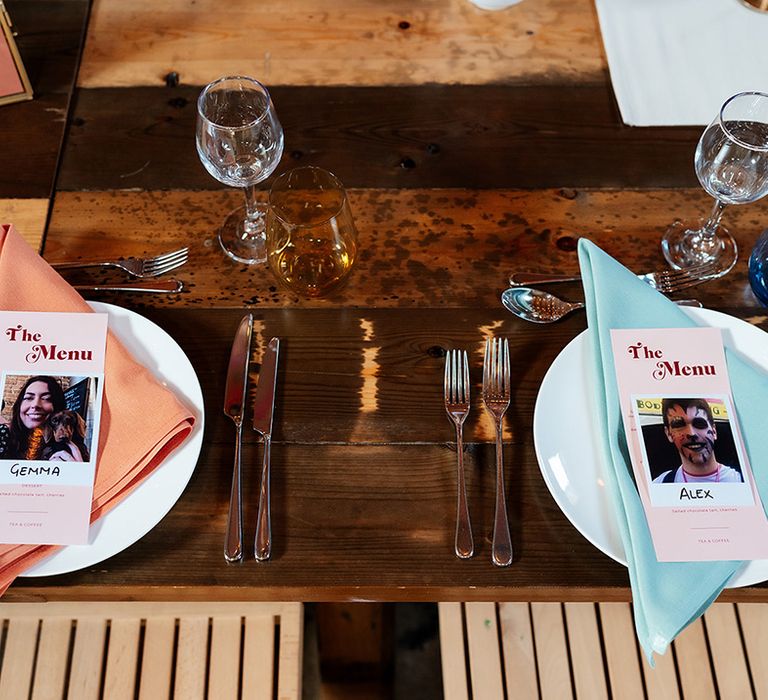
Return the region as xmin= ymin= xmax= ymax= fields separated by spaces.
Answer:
xmin=223 ymin=315 xmax=281 ymax=563
xmin=52 ymin=247 xmax=189 ymax=293
xmin=504 ymin=262 xmax=719 ymax=323
xmin=443 ymin=337 xmax=513 ymax=567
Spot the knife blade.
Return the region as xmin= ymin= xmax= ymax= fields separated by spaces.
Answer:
xmin=253 ymin=337 xmax=280 ymax=561
xmin=223 ymin=313 xmax=253 ymax=563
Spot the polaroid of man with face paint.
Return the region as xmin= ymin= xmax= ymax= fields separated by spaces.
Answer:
xmin=652 ymin=398 xmax=743 ymax=484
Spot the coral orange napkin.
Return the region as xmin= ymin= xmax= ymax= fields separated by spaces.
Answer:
xmin=0 ymin=224 xmax=195 ymax=591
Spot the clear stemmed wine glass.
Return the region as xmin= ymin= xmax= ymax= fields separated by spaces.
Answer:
xmin=661 ymin=91 xmax=768 ymax=272
xmin=196 ymin=76 xmax=284 ymax=264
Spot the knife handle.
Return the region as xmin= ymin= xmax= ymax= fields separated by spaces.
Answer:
xmin=224 ymin=421 xmax=244 ymax=562
xmin=255 ymin=433 xmax=272 ymax=561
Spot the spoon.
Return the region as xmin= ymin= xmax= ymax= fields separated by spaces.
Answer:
xmin=501 ymin=287 xmax=702 ymax=323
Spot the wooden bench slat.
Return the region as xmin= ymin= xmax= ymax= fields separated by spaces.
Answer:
xmin=531 ymin=603 xmax=572 ymax=700
xmin=738 ymin=603 xmax=768 ymax=699
xmin=642 ymin=637 xmax=680 ymax=700
xmin=0 ymin=618 xmax=38 ymax=700
xmin=174 ymin=617 xmax=209 ymax=700
xmin=704 ymin=603 xmax=752 ymax=699
xmin=466 ymin=602 xmax=505 ymax=700
xmin=68 ymin=617 xmax=107 ymax=700
xmin=31 ymin=617 xmax=71 ymax=700
xmin=209 ymin=616 xmax=241 ymax=700
xmin=598 ymin=603 xmax=644 ymax=700
xmin=498 ymin=602 xmax=538 ymax=700
xmin=138 ymin=616 xmax=176 ymax=700
xmin=438 ymin=603 xmax=469 ymax=700
xmin=563 ymin=603 xmax=608 ymax=700
xmin=276 ymin=604 xmax=304 ymax=700
xmin=672 ymin=618 xmax=716 ymax=700
xmin=103 ymin=617 xmax=142 ymax=700
xmin=243 ymin=615 xmax=277 ymax=700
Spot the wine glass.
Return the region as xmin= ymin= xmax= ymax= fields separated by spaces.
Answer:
xmin=196 ymin=76 xmax=284 ymax=264
xmin=661 ymin=91 xmax=768 ymax=271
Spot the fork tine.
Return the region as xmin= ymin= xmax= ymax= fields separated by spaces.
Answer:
xmin=444 ymin=350 xmax=451 ymax=402
xmin=143 ymin=248 xmax=189 ymax=271
xmin=149 ymin=247 xmax=189 ymax=265
xmin=146 ymin=256 xmax=189 ymax=276
xmin=451 ymin=350 xmax=458 ymax=404
xmin=502 ymin=339 xmax=510 ymax=399
xmin=462 ymin=350 xmax=469 ymax=405
xmin=483 ymin=338 xmax=491 ymax=395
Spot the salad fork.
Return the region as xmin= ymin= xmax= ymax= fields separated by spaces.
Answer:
xmin=52 ymin=247 xmax=189 ymax=278
xmin=482 ymin=337 xmax=513 ymax=567
xmin=444 ymin=349 xmax=474 ymax=559
xmin=508 ymin=261 xmax=720 ymax=294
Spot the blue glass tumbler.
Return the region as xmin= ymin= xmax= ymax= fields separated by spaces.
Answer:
xmin=748 ymin=229 xmax=768 ymax=306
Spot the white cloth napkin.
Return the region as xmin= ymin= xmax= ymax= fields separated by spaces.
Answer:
xmin=594 ymin=0 xmax=768 ymax=126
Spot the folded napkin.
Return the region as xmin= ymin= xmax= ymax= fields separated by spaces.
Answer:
xmin=595 ymin=0 xmax=768 ymax=126
xmin=0 ymin=224 xmax=195 ymax=591
xmin=578 ymin=238 xmax=768 ymax=661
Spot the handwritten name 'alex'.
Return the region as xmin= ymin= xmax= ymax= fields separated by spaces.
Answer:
xmin=627 ymin=342 xmax=715 ymax=381
xmin=4 ymin=324 xmax=92 ymax=363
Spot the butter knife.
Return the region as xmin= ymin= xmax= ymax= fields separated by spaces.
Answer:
xmin=223 ymin=314 xmax=253 ymax=563
xmin=253 ymin=337 xmax=280 ymax=561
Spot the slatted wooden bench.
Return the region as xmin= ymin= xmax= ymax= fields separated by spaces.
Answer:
xmin=439 ymin=601 xmax=768 ymax=699
xmin=0 ymin=601 xmax=302 ymax=700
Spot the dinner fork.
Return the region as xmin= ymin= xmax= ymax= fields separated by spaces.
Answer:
xmin=482 ymin=337 xmax=513 ymax=567
xmin=508 ymin=261 xmax=720 ymax=294
xmin=444 ymin=349 xmax=474 ymax=559
xmin=52 ymin=247 xmax=189 ymax=278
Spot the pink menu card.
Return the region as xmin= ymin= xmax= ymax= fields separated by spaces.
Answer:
xmin=0 ymin=311 xmax=107 ymax=544
xmin=611 ymin=327 xmax=768 ymax=562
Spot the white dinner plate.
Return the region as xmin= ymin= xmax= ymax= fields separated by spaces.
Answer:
xmin=534 ymin=307 xmax=768 ymax=588
xmin=22 ymin=302 xmax=204 ymax=577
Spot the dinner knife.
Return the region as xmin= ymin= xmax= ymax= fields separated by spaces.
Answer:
xmin=223 ymin=314 xmax=253 ymax=563
xmin=253 ymin=337 xmax=280 ymax=561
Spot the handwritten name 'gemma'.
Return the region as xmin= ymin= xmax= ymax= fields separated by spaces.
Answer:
xmin=626 ymin=342 xmax=715 ymax=381
xmin=5 ymin=324 xmax=92 ymax=364
xmin=9 ymin=464 xmax=61 ymax=477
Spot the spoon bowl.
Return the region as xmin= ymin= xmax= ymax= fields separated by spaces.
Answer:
xmin=501 ymin=287 xmax=584 ymax=323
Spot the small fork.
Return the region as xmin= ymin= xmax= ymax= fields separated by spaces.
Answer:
xmin=52 ymin=247 xmax=189 ymax=278
xmin=508 ymin=261 xmax=720 ymax=294
xmin=482 ymin=337 xmax=513 ymax=567
xmin=444 ymin=349 xmax=474 ymax=559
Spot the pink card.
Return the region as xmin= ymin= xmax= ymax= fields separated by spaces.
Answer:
xmin=611 ymin=327 xmax=768 ymax=562
xmin=0 ymin=311 xmax=107 ymax=545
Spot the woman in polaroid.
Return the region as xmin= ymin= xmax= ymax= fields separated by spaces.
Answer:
xmin=2 ymin=375 xmax=84 ymax=462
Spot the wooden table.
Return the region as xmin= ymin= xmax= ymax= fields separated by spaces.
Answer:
xmin=2 ymin=0 xmax=768 ymax=605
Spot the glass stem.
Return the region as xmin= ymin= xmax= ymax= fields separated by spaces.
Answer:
xmin=242 ymin=185 xmax=264 ymax=239
xmin=702 ymin=199 xmax=727 ymax=239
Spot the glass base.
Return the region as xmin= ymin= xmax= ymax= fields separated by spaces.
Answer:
xmin=218 ymin=205 xmax=267 ymax=265
xmin=661 ymin=218 xmax=738 ymax=274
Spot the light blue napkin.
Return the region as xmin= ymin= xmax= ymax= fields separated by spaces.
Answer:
xmin=578 ymin=238 xmax=768 ymax=662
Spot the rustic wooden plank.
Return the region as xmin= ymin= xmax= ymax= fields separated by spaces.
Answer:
xmin=703 ymin=603 xmax=752 ymax=699
xmin=44 ymin=189 xmax=764 ymax=312
xmin=438 ymin=603 xmax=469 ymax=700
xmin=530 ymin=603 xmax=572 ymax=700
xmin=208 ymin=616 xmax=241 ymax=700
xmin=175 ymin=616 xmax=208 ymax=700
xmin=31 ymin=617 xmax=71 ymax=700
xmin=78 ymin=0 xmax=605 ymax=88
xmin=103 ymin=617 xmax=142 ymax=700
xmin=0 ymin=199 xmax=48 ymax=251
xmin=0 ymin=1 xmax=89 ymax=198
xmin=563 ymin=603 xmax=607 ymax=700
xmin=465 ymin=602 xmax=504 ymax=700
xmin=276 ymin=603 xmax=303 ymax=700
xmin=68 ymin=617 xmax=107 ymax=700
xmin=57 ymin=86 xmax=703 ymax=191
xmin=641 ymin=641 xmax=679 ymax=700
xmin=673 ymin=618 xmax=716 ymax=700
xmin=598 ymin=603 xmax=644 ymax=700
xmin=738 ymin=603 xmax=768 ymax=699
xmin=0 ymin=618 xmax=38 ymax=700
xmin=243 ymin=615 xmax=275 ymax=700
xmin=138 ymin=616 xmax=175 ymax=700
xmin=497 ymin=602 xmax=537 ymax=700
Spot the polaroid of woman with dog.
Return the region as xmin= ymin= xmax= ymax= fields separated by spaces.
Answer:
xmin=0 ymin=374 xmax=99 ymax=463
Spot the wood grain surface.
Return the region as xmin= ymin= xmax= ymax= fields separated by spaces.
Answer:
xmin=44 ymin=188 xmax=768 ymax=311
xmin=78 ymin=0 xmax=605 ymax=88
xmin=57 ymin=85 xmax=703 ymax=191
xmin=0 ymin=199 xmax=49 ymax=250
